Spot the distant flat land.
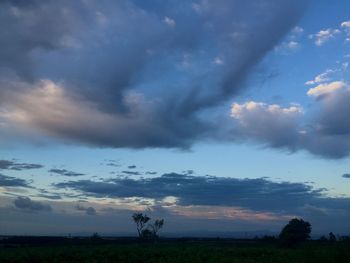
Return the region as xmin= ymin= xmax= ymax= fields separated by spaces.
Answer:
xmin=0 ymin=238 xmax=349 ymax=263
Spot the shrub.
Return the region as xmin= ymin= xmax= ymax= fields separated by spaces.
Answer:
xmin=279 ymin=218 xmax=311 ymax=247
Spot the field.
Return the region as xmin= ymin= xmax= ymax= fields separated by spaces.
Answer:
xmin=1 ymin=239 xmax=350 ymax=263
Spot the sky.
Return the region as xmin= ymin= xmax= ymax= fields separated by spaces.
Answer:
xmin=0 ymin=0 xmax=350 ymax=237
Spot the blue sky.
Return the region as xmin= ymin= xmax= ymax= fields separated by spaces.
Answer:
xmin=0 ymin=0 xmax=350 ymax=236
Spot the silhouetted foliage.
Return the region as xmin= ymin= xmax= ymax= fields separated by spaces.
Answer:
xmin=339 ymin=236 xmax=350 ymax=242
xmin=328 ymin=232 xmax=336 ymax=242
xmin=150 ymin=219 xmax=164 ymax=239
xmin=132 ymin=213 xmax=150 ymax=238
xmin=2 ymin=241 xmax=350 ymax=262
xmin=132 ymin=213 xmax=165 ymax=241
xmin=90 ymin=232 xmax=102 ymax=243
xmin=279 ymin=218 xmax=311 ymax=247
xmin=140 ymin=229 xmax=154 ymax=240
xmin=318 ymin=235 xmax=328 ymax=242
xmin=261 ymin=235 xmax=277 ymax=242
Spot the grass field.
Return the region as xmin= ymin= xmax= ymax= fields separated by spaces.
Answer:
xmin=1 ymin=241 xmax=350 ymax=263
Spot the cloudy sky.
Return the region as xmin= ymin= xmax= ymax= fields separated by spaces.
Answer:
xmin=0 ymin=0 xmax=350 ymax=237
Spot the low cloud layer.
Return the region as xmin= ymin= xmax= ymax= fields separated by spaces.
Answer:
xmin=53 ymin=173 xmax=349 ymax=214
xmin=122 ymin=171 xmax=141 ymax=176
xmin=76 ymin=204 xmax=97 ymax=216
xmin=14 ymin=196 xmax=52 ymax=212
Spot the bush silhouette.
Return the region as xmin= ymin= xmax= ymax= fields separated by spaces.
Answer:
xmin=279 ymin=218 xmax=311 ymax=247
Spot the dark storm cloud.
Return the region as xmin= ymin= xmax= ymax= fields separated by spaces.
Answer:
xmin=342 ymin=174 xmax=350 ymax=178
xmin=49 ymin=168 xmax=84 ymax=177
xmin=14 ymin=196 xmax=52 ymax=212
xmin=0 ymin=0 xmax=85 ymax=80
xmin=54 ymin=173 xmax=334 ymax=212
xmin=0 ymin=159 xmax=43 ymax=170
xmin=0 ymin=173 xmax=31 ymax=187
xmin=0 ymin=0 xmax=307 ymax=149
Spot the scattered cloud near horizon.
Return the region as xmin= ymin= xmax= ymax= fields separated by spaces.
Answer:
xmin=49 ymin=168 xmax=85 ymax=177
xmin=76 ymin=204 xmax=97 ymax=216
xmin=0 ymin=173 xmax=32 ymax=188
xmin=342 ymin=174 xmax=350 ymax=179
xmin=14 ymin=196 xmax=52 ymax=212
xmin=53 ymin=172 xmax=350 ymax=216
xmin=0 ymin=160 xmax=349 ymax=235
xmin=1 ymin=180 xmax=349 ymax=236
xmin=0 ymin=160 xmax=43 ymax=171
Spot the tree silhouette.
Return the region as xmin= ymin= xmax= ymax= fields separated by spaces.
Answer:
xmin=132 ymin=213 xmax=165 ymax=241
xmin=132 ymin=213 xmax=150 ymax=238
xmin=279 ymin=218 xmax=311 ymax=247
xmin=140 ymin=229 xmax=154 ymax=240
xmin=150 ymin=219 xmax=164 ymax=239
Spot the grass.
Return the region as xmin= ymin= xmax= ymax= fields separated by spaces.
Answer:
xmin=0 ymin=241 xmax=349 ymax=263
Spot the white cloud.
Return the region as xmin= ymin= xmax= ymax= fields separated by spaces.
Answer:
xmin=275 ymin=41 xmax=300 ymax=53
xmin=163 ymin=16 xmax=176 ymax=27
xmin=276 ymin=26 xmax=303 ymax=52
xmin=231 ymin=101 xmax=302 ymax=119
xmin=192 ymin=3 xmax=202 ymax=14
xmin=305 ymin=69 xmax=334 ymax=85
xmin=341 ymin=62 xmax=349 ymax=71
xmin=341 ymin=21 xmax=350 ymax=29
xmin=231 ymin=101 xmax=303 ymax=149
xmin=307 ymin=81 xmax=347 ymax=97
xmin=341 ymin=20 xmax=350 ymax=42
xmin=229 ymin=82 xmax=350 ymax=159
xmin=292 ymin=26 xmax=304 ymax=34
xmin=0 ymin=79 xmax=159 ymax=147
xmin=309 ymin=28 xmax=341 ymax=46
xmin=213 ymin=57 xmax=224 ymax=65
xmin=286 ymin=41 xmax=300 ymax=49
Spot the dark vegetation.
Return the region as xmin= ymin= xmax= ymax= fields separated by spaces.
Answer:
xmin=1 ymin=238 xmax=350 ymax=263
xmin=0 ymin=217 xmax=349 ymax=262
xmin=132 ymin=213 xmax=164 ymax=241
xmin=279 ymin=218 xmax=311 ymax=247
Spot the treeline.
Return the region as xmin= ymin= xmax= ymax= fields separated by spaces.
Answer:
xmin=2 ymin=216 xmax=349 ymax=248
